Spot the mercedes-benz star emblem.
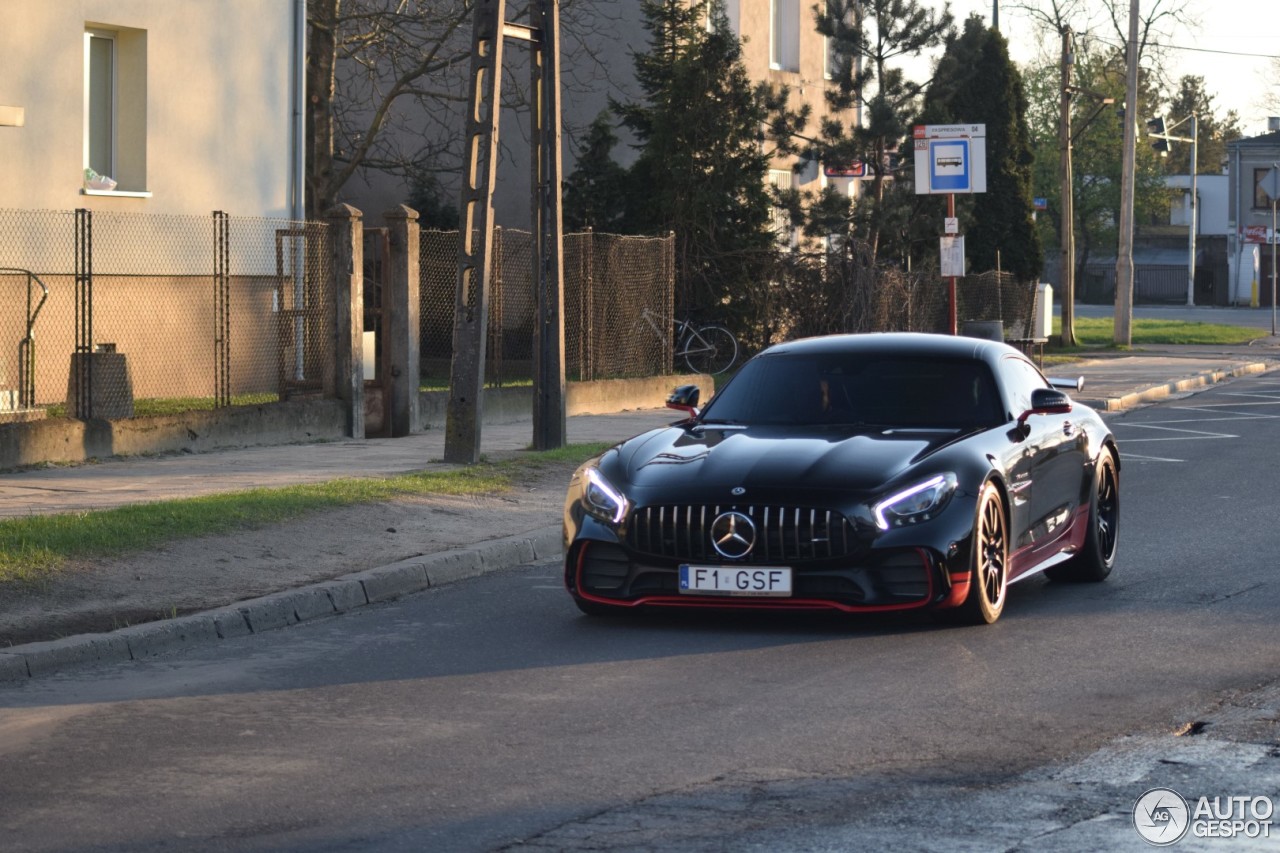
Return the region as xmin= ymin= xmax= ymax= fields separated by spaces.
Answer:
xmin=731 ymin=487 xmax=746 ymax=496
xmin=710 ymin=511 xmax=756 ymax=560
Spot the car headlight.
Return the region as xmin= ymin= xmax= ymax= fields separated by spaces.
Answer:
xmin=873 ymin=473 xmax=958 ymax=531
xmin=581 ymin=466 xmax=629 ymax=524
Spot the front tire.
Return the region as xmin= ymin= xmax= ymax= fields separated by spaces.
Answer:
xmin=958 ymin=482 xmax=1009 ymax=625
xmin=1047 ymin=447 xmax=1119 ymax=582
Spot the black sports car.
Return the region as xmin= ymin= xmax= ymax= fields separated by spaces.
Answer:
xmin=563 ymin=332 xmax=1119 ymax=624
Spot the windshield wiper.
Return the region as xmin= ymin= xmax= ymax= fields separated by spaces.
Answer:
xmin=691 ymin=418 xmax=748 ymax=430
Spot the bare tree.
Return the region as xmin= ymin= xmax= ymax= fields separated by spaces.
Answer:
xmin=1260 ymin=57 xmax=1280 ymax=118
xmin=306 ymin=0 xmax=621 ymax=219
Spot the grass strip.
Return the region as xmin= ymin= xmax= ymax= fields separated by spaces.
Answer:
xmin=1051 ymin=317 xmax=1265 ymax=350
xmin=0 ymin=442 xmax=610 ymax=585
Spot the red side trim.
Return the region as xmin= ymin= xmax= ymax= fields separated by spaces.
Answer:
xmin=1008 ymin=503 xmax=1090 ymax=580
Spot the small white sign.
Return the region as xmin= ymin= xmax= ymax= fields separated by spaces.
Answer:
xmin=945 ymin=217 xmax=959 ymax=235
xmin=940 ymin=236 xmax=965 ymax=277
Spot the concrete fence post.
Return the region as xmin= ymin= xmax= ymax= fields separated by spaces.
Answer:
xmin=384 ymin=205 xmax=421 ymax=436
xmin=328 ymin=203 xmax=364 ymax=439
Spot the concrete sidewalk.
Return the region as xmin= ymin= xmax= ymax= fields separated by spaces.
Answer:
xmin=1 ymin=343 xmax=1278 ymax=684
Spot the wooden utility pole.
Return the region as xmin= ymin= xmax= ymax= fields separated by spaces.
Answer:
xmin=529 ymin=0 xmax=566 ymax=451
xmin=1114 ymin=0 xmax=1139 ymax=347
xmin=1059 ymin=26 xmax=1077 ymax=348
xmin=445 ymin=0 xmax=507 ymax=464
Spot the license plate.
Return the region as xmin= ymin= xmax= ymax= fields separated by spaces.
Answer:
xmin=678 ymin=565 xmax=792 ymax=597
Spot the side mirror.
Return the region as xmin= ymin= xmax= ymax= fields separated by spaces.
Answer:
xmin=666 ymin=384 xmax=700 ymax=417
xmin=1017 ymin=387 xmax=1073 ymax=429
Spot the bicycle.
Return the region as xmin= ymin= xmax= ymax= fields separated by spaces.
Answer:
xmin=636 ymin=307 xmax=739 ymax=375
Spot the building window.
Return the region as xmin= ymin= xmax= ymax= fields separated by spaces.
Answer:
xmin=770 ymin=0 xmax=799 ymax=72
xmin=85 ymin=30 xmax=115 ymax=180
xmin=1255 ymin=168 xmax=1276 ymax=210
xmin=767 ymin=168 xmax=797 ymax=247
xmin=723 ymin=0 xmax=740 ymax=36
xmin=83 ymin=25 xmax=147 ymax=193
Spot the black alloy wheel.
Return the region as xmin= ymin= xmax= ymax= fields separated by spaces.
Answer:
xmin=961 ymin=481 xmax=1008 ymax=625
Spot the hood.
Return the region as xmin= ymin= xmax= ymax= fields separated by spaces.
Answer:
xmin=611 ymin=425 xmax=951 ymax=498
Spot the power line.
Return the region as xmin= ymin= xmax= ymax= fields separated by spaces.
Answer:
xmin=1085 ymin=32 xmax=1278 ymax=61
xmin=1159 ymin=43 xmax=1279 ymax=60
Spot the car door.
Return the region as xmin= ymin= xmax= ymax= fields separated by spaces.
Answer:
xmin=998 ymin=355 xmax=1086 ymax=564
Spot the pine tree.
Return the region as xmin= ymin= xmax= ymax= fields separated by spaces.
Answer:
xmin=613 ymin=0 xmax=777 ymax=322
xmin=920 ymin=16 xmax=1043 ymax=281
xmin=810 ymin=0 xmax=955 ymax=258
xmin=562 ymin=111 xmax=628 ymax=232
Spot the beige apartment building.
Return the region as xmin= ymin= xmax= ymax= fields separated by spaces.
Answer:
xmin=0 ymin=0 xmax=301 ymax=219
xmin=342 ymin=0 xmax=859 ymax=235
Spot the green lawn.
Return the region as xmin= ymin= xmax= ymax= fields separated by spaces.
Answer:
xmin=1051 ymin=316 xmax=1265 ymax=350
xmin=0 ymin=442 xmax=609 ymax=585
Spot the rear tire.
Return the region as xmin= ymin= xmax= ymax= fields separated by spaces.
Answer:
xmin=1047 ymin=447 xmax=1119 ymax=583
xmin=957 ymin=482 xmax=1008 ymax=625
xmin=682 ymin=326 xmax=738 ymax=375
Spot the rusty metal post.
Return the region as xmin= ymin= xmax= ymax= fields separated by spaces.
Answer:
xmin=384 ymin=205 xmax=420 ymax=436
xmin=329 ymin=203 xmax=365 ymax=439
xmin=530 ymin=0 xmax=566 ymax=450
xmin=445 ymin=0 xmax=507 ymax=464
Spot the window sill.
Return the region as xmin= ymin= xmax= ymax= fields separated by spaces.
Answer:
xmin=81 ymin=188 xmax=152 ymax=198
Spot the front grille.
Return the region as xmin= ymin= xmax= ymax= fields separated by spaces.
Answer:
xmin=628 ymin=504 xmax=860 ymax=564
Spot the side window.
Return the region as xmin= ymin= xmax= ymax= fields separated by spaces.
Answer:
xmin=999 ymin=356 xmax=1049 ymax=417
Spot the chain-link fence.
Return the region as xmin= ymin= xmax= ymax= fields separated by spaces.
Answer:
xmin=761 ymin=243 xmax=1042 ymax=344
xmin=956 ymin=269 xmax=1041 ymax=339
xmin=0 ymin=208 xmax=333 ymax=420
xmin=768 ymin=245 xmax=947 ymax=340
xmin=420 ymin=228 xmax=675 ymax=387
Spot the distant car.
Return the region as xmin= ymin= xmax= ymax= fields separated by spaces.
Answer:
xmin=563 ymin=332 xmax=1119 ymax=625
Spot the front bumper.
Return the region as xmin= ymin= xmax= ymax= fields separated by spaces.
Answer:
xmin=565 ymin=539 xmax=953 ymax=614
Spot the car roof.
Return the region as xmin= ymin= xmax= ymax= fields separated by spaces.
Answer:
xmin=760 ymin=332 xmax=1022 ymax=363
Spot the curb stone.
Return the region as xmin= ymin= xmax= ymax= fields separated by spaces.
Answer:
xmin=1081 ymin=361 xmax=1270 ymax=412
xmin=0 ymin=526 xmax=563 ymax=684
xmin=0 ymin=653 xmax=29 ymax=681
xmin=116 ymin=615 xmax=221 ymax=659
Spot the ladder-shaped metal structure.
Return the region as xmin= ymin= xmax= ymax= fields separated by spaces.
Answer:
xmin=445 ymin=0 xmax=565 ymax=463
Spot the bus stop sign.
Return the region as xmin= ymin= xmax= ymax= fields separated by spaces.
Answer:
xmin=913 ymin=125 xmax=987 ymax=195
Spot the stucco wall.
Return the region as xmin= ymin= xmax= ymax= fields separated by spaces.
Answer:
xmin=0 ymin=0 xmax=294 ymax=218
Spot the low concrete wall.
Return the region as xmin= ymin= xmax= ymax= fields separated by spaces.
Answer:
xmin=0 ymin=399 xmax=346 ymax=470
xmin=418 ymin=374 xmax=712 ymax=428
xmin=0 ymin=375 xmax=716 ymax=470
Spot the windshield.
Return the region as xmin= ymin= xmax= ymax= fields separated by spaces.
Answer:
xmin=701 ymin=352 xmax=1004 ymax=429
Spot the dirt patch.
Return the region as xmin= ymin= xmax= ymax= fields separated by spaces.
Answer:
xmin=0 ymin=459 xmax=579 ymax=647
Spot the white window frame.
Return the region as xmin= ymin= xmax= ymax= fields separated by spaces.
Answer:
xmin=770 ymin=0 xmax=799 ymax=72
xmin=84 ymin=29 xmax=117 ymax=182
xmin=767 ymin=168 xmax=798 ymax=248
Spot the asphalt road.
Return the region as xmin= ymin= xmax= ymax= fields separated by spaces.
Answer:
xmin=2 ymin=375 xmax=1280 ymax=852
